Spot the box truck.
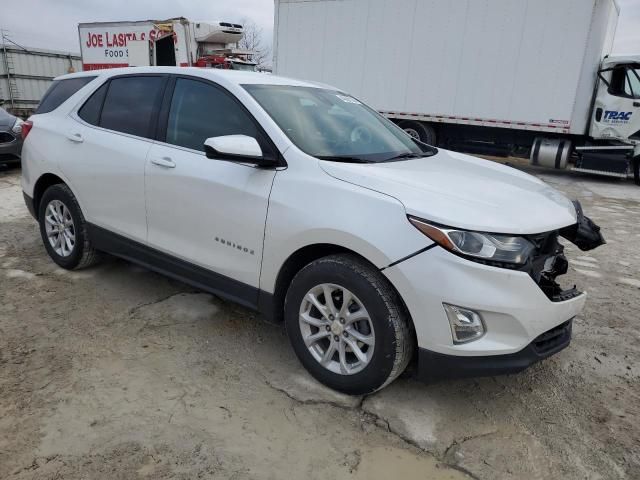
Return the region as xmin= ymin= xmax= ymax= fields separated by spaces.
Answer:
xmin=78 ymin=17 xmax=256 ymax=72
xmin=273 ymin=0 xmax=640 ymax=183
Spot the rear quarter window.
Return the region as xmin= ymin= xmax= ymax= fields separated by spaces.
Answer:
xmin=36 ymin=77 xmax=97 ymax=114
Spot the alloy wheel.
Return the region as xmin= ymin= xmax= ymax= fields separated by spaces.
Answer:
xmin=298 ymin=283 xmax=375 ymax=375
xmin=44 ymin=200 xmax=76 ymax=257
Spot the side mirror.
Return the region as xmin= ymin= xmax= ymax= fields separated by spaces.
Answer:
xmin=204 ymin=135 xmax=276 ymax=167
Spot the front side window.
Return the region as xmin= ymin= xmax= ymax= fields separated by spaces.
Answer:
xmin=36 ymin=76 xmax=96 ymax=114
xmin=609 ymin=66 xmax=640 ymax=99
xmin=100 ymin=76 xmax=165 ymax=138
xmin=626 ymin=68 xmax=640 ymax=99
xmin=243 ymin=84 xmax=433 ymax=162
xmin=165 ymin=78 xmax=258 ymax=151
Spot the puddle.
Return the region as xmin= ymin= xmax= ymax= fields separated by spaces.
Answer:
xmin=354 ymin=447 xmax=467 ymax=480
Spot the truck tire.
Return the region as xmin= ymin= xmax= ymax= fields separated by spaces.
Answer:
xmin=38 ymin=184 xmax=101 ymax=270
xmin=284 ymin=254 xmax=415 ymax=395
xmin=399 ymin=121 xmax=437 ymax=146
xmin=634 ymin=156 xmax=640 ymax=186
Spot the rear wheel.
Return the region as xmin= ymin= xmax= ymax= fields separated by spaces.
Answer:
xmin=399 ymin=121 xmax=437 ymax=145
xmin=38 ymin=184 xmax=101 ymax=270
xmin=633 ymin=156 xmax=639 ymax=186
xmin=284 ymin=254 xmax=415 ymax=395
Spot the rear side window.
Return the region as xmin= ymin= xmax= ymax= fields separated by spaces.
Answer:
xmin=100 ymin=76 xmax=165 ymax=138
xmin=36 ymin=77 xmax=96 ymax=114
xmin=78 ymin=83 xmax=109 ymax=125
xmin=165 ymin=78 xmax=258 ymax=151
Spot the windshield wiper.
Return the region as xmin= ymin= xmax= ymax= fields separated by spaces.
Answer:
xmin=316 ymin=156 xmax=375 ymax=164
xmin=382 ymin=152 xmax=426 ymax=162
xmin=383 ymin=151 xmax=437 ymax=162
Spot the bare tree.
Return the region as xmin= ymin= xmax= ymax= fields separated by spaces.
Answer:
xmin=238 ymin=20 xmax=271 ymax=69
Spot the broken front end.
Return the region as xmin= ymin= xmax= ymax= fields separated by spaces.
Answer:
xmin=524 ymin=201 xmax=606 ymax=302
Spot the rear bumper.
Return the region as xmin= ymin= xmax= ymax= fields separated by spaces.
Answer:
xmin=416 ymin=319 xmax=573 ymax=383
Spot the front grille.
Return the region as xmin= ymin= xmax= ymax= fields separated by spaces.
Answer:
xmin=533 ymin=320 xmax=572 ymax=355
xmin=0 ymin=131 xmax=15 ymax=144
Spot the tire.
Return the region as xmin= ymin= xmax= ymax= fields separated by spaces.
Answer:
xmin=284 ymin=254 xmax=415 ymax=395
xmin=633 ymin=156 xmax=640 ymax=186
xmin=399 ymin=121 xmax=437 ymax=145
xmin=38 ymin=184 xmax=101 ymax=270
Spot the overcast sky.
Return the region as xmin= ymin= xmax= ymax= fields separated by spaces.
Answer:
xmin=1 ymin=0 xmax=639 ymax=55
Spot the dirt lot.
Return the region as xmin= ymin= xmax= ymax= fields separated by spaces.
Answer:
xmin=1 ymin=164 xmax=639 ymax=479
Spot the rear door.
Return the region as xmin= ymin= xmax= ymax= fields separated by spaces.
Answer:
xmin=65 ymin=74 xmax=167 ymax=242
xmin=144 ymin=76 xmax=277 ymax=295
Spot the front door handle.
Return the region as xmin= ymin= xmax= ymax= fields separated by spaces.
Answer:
xmin=66 ymin=132 xmax=84 ymax=143
xmin=634 ymin=102 xmax=640 ymax=108
xmin=150 ymin=156 xmax=176 ymax=169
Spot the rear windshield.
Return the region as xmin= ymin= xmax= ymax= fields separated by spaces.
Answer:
xmin=36 ymin=77 xmax=96 ymax=114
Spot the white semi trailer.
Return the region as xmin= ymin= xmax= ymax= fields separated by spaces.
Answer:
xmin=273 ymin=0 xmax=640 ymax=184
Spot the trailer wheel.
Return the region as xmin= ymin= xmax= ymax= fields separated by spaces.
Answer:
xmin=633 ymin=156 xmax=640 ymax=186
xmin=400 ymin=121 xmax=437 ymax=146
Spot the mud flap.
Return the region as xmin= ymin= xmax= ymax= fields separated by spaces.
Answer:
xmin=560 ymin=201 xmax=606 ymax=251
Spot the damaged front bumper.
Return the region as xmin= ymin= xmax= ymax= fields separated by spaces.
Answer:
xmin=524 ymin=200 xmax=605 ymax=303
xmin=383 ymin=200 xmax=604 ymax=382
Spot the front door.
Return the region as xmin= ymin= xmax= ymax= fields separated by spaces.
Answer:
xmin=145 ymin=76 xmax=277 ymax=295
xmin=591 ymin=64 xmax=640 ymax=142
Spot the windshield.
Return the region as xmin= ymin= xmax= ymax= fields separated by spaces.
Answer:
xmin=243 ymin=85 xmax=435 ymax=162
xmin=231 ymin=62 xmax=257 ymax=72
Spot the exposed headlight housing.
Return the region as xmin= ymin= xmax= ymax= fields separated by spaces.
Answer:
xmin=11 ymin=118 xmax=24 ymax=135
xmin=408 ymin=216 xmax=535 ymax=266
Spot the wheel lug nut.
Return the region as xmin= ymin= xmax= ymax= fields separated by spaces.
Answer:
xmin=334 ymin=336 xmax=339 ymax=341
xmin=340 ymin=318 xmax=345 ymax=324
xmin=329 ymin=315 xmax=334 ymax=321
xmin=343 ymin=332 xmax=348 ymax=337
xmin=326 ymin=326 xmax=331 ymax=332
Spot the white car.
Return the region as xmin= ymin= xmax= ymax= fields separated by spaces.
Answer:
xmin=21 ymin=67 xmax=605 ymax=395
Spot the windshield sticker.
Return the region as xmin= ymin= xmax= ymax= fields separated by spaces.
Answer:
xmin=336 ymin=94 xmax=362 ymax=105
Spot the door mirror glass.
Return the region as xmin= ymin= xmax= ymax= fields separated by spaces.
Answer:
xmin=204 ymin=135 xmax=264 ymax=161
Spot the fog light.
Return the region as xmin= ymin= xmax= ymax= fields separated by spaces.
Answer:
xmin=443 ymin=304 xmax=485 ymax=344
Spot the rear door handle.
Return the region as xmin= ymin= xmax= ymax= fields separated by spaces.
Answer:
xmin=66 ymin=132 xmax=84 ymax=143
xmin=634 ymin=102 xmax=640 ymax=107
xmin=150 ymin=156 xmax=176 ymax=169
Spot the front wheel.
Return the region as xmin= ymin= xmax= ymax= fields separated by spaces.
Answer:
xmin=284 ymin=254 xmax=415 ymax=395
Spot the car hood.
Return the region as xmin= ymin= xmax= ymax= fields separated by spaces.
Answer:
xmin=319 ymin=149 xmax=577 ymax=235
xmin=0 ymin=111 xmax=16 ymax=128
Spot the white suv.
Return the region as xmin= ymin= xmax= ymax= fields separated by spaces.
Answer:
xmin=21 ymin=67 xmax=604 ymax=394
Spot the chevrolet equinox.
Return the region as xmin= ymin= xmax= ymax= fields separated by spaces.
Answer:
xmin=21 ymin=68 xmax=605 ymax=394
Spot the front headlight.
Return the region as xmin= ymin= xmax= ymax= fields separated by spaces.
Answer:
xmin=408 ymin=216 xmax=535 ymax=265
xmin=11 ymin=118 xmax=24 ymax=135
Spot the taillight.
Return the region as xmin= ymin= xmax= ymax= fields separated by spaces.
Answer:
xmin=21 ymin=120 xmax=33 ymax=140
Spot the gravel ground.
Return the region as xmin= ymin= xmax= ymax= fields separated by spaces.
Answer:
xmin=1 ymin=164 xmax=638 ymax=479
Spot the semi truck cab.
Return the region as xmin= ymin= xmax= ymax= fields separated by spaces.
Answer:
xmin=575 ymin=56 xmax=640 ymax=181
xmin=591 ymin=57 xmax=640 ymax=145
